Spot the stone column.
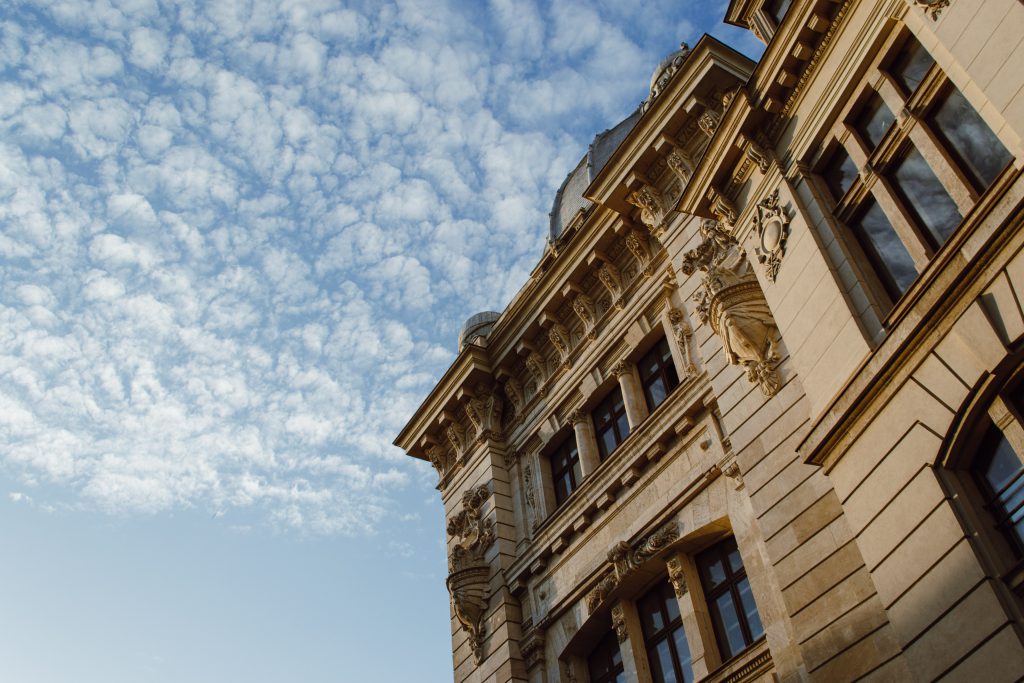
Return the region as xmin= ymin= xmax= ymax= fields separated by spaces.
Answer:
xmin=666 ymin=552 xmax=716 ymax=679
xmin=569 ymin=409 xmax=602 ymax=477
xmin=614 ymin=599 xmax=653 ymax=683
xmin=613 ymin=360 xmax=649 ymax=427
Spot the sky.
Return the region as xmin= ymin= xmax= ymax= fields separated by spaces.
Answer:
xmin=0 ymin=1 xmax=760 ymax=681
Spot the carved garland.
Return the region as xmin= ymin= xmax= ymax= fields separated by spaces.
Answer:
xmin=446 ymin=485 xmax=496 ymax=665
xmin=585 ymin=521 xmax=680 ymax=614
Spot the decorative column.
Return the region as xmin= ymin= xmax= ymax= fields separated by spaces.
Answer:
xmin=666 ymin=552 xmax=717 ymax=678
xmin=612 ymin=360 xmax=649 ymax=428
xmin=614 ymin=599 xmax=654 ymax=683
xmin=568 ymin=408 xmax=601 ymax=477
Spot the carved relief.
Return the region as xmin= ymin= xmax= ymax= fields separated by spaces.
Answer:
xmin=425 ymin=444 xmax=451 ymax=483
xmin=571 ymin=293 xmax=598 ymax=340
xmin=585 ymin=521 xmax=680 ymax=614
xmin=610 ymin=359 xmax=630 ymax=379
xmin=611 ymin=604 xmax=628 ymax=643
xmin=465 ymin=393 xmax=503 ymax=442
xmin=744 ymin=133 xmax=773 ymax=173
xmin=446 ymin=422 xmax=468 ymax=459
xmin=698 ymin=108 xmax=721 ymax=138
xmin=752 ymin=189 xmax=790 ymax=282
xmin=666 ymin=557 xmax=688 ymax=597
xmin=914 ymin=0 xmax=949 ymax=20
xmin=525 ymin=352 xmax=547 ymax=395
xmin=644 ymin=42 xmax=690 ymax=111
xmin=520 ymin=628 xmax=545 ymax=669
xmin=668 ymin=307 xmax=698 ymax=377
xmin=627 ymin=184 xmax=668 ymax=237
xmin=548 ymin=323 xmax=572 ymax=367
xmin=503 ymin=377 xmax=524 ymax=416
xmin=626 ymin=229 xmax=653 ymax=277
xmin=666 ymin=147 xmax=692 ymax=184
xmin=711 ymin=191 xmax=738 ymax=227
xmin=597 ymin=262 xmax=624 ymax=309
xmin=681 ymin=220 xmax=781 ymax=397
xmin=446 ymin=485 xmax=496 ymax=665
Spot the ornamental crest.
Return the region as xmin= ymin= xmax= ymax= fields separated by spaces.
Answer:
xmin=752 ymin=189 xmax=790 ymax=282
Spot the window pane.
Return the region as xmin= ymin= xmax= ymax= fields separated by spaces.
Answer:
xmin=736 ymin=578 xmax=765 ymax=641
xmin=890 ymin=145 xmax=963 ymax=247
xmin=714 ymin=592 xmax=747 ymax=659
xmin=765 ymin=0 xmax=793 ymax=25
xmin=974 ymin=426 xmax=1024 ymax=557
xmin=616 ymin=412 xmax=630 ymax=441
xmin=822 ymin=146 xmax=858 ymax=202
xmin=889 ymin=36 xmax=934 ymax=95
xmin=653 ymin=640 xmax=677 ymax=683
xmin=850 ymin=198 xmax=919 ymax=299
xmin=588 ymin=630 xmax=625 ymax=683
xmin=671 ymin=625 xmax=694 ymax=683
xmin=931 ymin=86 xmax=1012 ymax=191
xmin=854 ymin=92 xmax=895 ymax=151
xmin=639 ymin=590 xmax=667 ymax=636
xmin=663 ymin=585 xmax=681 ymax=622
xmin=703 ymin=556 xmax=727 ymax=589
xmin=979 ymin=432 xmax=1021 ymax=493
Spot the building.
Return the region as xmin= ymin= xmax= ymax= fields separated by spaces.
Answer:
xmin=393 ymin=1 xmax=1024 ymax=681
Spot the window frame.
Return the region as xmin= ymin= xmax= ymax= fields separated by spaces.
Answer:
xmin=549 ymin=433 xmax=582 ymax=508
xmin=593 ymin=385 xmax=630 ymax=461
xmin=638 ymin=337 xmax=681 ymax=414
xmin=695 ymin=537 xmax=765 ymax=662
xmin=812 ymin=29 xmax=1014 ymax=320
xmin=638 ymin=578 xmax=694 ymax=683
xmin=586 ymin=628 xmax=626 ymax=683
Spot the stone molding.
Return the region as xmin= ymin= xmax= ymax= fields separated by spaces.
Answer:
xmin=585 ymin=520 xmax=680 ymax=613
xmin=681 ymin=220 xmax=781 ymax=398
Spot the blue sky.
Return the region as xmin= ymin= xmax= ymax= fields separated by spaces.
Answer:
xmin=0 ymin=1 xmax=760 ymax=680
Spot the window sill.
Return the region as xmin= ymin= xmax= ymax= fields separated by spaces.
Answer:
xmin=703 ymin=637 xmax=772 ymax=683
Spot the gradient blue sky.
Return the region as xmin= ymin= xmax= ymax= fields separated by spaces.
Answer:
xmin=0 ymin=1 xmax=761 ymax=680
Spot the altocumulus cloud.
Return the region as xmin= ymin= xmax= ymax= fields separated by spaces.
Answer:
xmin=0 ymin=0 xmax=750 ymax=534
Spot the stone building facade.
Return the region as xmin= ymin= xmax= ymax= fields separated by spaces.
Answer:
xmin=394 ymin=1 xmax=1024 ymax=681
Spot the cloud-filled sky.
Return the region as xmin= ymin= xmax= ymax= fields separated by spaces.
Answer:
xmin=0 ymin=1 xmax=760 ymax=680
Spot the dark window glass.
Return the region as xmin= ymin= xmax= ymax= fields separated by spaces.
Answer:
xmin=639 ymin=579 xmax=693 ymax=683
xmin=889 ymin=145 xmax=963 ymax=247
xmin=765 ymin=0 xmax=793 ymax=25
xmin=889 ymin=36 xmax=935 ymax=96
xmin=930 ymin=85 xmax=1013 ymax=191
xmin=821 ymin=146 xmax=858 ymax=203
xmin=550 ymin=436 xmax=582 ymax=507
xmin=587 ymin=629 xmax=626 ymax=683
xmin=697 ymin=538 xmax=764 ymax=661
xmin=849 ymin=198 xmax=919 ymax=299
xmin=638 ymin=338 xmax=680 ymax=412
xmin=593 ymin=386 xmax=630 ymax=460
xmin=973 ymin=424 xmax=1024 ymax=558
xmin=853 ymin=92 xmax=896 ymax=151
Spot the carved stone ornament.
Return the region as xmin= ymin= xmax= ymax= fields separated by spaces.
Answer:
xmin=626 ymin=229 xmax=653 ymax=277
xmin=668 ymin=307 xmax=698 ymax=377
xmin=664 ymin=263 xmax=679 ymax=291
xmin=611 ymin=604 xmax=628 ymax=643
xmin=597 ymin=261 xmax=624 ymax=309
xmin=465 ymin=392 xmax=503 ymax=442
xmin=711 ymin=192 xmax=738 ymax=227
xmin=425 ymin=443 xmax=451 ymax=483
xmin=572 ymin=293 xmax=598 ymax=340
xmin=644 ymin=42 xmax=691 ymax=112
xmin=548 ymin=323 xmax=572 ymax=367
xmin=520 ymin=628 xmax=545 ymax=669
xmin=681 ymin=220 xmax=781 ymax=398
xmin=752 ymin=189 xmax=790 ymax=282
xmin=446 ymin=485 xmax=496 ymax=665
xmin=698 ymin=108 xmax=722 ymax=138
xmin=745 ymin=133 xmax=773 ymax=173
xmin=914 ymin=0 xmax=949 ymax=20
xmin=667 ymin=557 xmax=688 ymax=597
xmin=446 ymin=421 xmax=467 ymax=458
xmin=503 ymin=377 xmax=524 ymax=416
xmin=626 ymin=184 xmax=668 ymax=237
xmin=585 ymin=521 xmax=680 ymax=614
xmin=525 ymin=352 xmax=547 ymax=394
xmin=666 ymin=147 xmax=691 ymax=184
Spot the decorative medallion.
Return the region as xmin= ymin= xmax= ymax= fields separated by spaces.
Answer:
xmin=752 ymin=189 xmax=790 ymax=282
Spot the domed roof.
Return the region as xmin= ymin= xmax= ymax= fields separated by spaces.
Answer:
xmin=547 ymin=107 xmax=642 ymax=244
xmin=645 ymin=42 xmax=691 ymax=111
xmin=458 ymin=311 xmax=501 ymax=352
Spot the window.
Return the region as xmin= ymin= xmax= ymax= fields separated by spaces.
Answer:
xmin=696 ymin=538 xmax=764 ymax=661
xmin=638 ymin=338 xmax=680 ymax=412
xmin=947 ymin=373 xmax=1024 ymax=601
xmin=817 ymin=33 xmax=1013 ymax=312
xmin=551 ymin=435 xmax=582 ymax=507
xmin=593 ymin=386 xmax=630 ymax=460
xmin=638 ymin=579 xmax=694 ymax=683
xmin=587 ymin=629 xmax=626 ymax=683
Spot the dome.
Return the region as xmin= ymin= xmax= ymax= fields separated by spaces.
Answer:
xmin=645 ymin=42 xmax=691 ymax=110
xmin=547 ymin=108 xmax=642 ymax=243
xmin=458 ymin=311 xmax=501 ymax=351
